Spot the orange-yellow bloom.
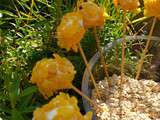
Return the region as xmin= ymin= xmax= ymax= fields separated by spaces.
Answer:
xmin=144 ymin=0 xmax=160 ymax=18
xmin=78 ymin=1 xmax=105 ymax=28
xmin=57 ymin=12 xmax=85 ymax=52
xmin=33 ymin=93 xmax=92 ymax=120
xmin=114 ymin=0 xmax=140 ymax=11
xmin=113 ymin=0 xmax=118 ymax=8
xmin=31 ymin=54 xmax=76 ymax=98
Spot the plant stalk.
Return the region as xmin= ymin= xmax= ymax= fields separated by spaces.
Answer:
xmin=119 ymin=11 xmax=127 ymax=120
xmin=78 ymin=43 xmax=101 ymax=100
xmin=71 ymin=85 xmax=97 ymax=108
xmin=55 ymin=0 xmax=62 ymax=23
xmin=120 ymin=11 xmax=126 ymax=86
xmin=93 ymin=27 xmax=111 ymax=88
xmin=135 ymin=17 xmax=157 ymax=80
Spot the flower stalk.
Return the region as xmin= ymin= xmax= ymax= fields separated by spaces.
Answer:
xmin=93 ymin=27 xmax=111 ymax=88
xmin=135 ymin=17 xmax=157 ymax=80
xmin=78 ymin=43 xmax=101 ymax=100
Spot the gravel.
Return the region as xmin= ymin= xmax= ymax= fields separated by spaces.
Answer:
xmin=92 ymin=74 xmax=160 ymax=120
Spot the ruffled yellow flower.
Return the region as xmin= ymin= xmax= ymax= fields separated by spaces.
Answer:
xmin=114 ymin=0 xmax=140 ymax=11
xmin=33 ymin=93 xmax=92 ymax=120
xmin=78 ymin=1 xmax=105 ymax=28
xmin=31 ymin=54 xmax=76 ymax=98
xmin=57 ymin=12 xmax=85 ymax=52
xmin=144 ymin=0 xmax=160 ymax=18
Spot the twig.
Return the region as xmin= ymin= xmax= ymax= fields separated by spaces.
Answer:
xmin=78 ymin=43 xmax=101 ymax=100
xmin=120 ymin=11 xmax=126 ymax=87
xmin=134 ymin=22 xmax=148 ymax=36
xmin=93 ymin=27 xmax=111 ymax=88
xmin=119 ymin=10 xmax=127 ymax=120
xmin=135 ymin=17 xmax=157 ymax=80
xmin=71 ymin=85 xmax=97 ymax=108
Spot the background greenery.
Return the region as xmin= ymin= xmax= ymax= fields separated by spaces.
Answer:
xmin=0 ymin=0 xmax=159 ymax=119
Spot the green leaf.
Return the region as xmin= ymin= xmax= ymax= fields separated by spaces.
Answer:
xmin=0 ymin=105 xmax=11 ymax=113
xmin=8 ymin=72 xmax=21 ymax=108
xmin=37 ymin=0 xmax=55 ymax=9
xmin=20 ymin=86 xmax=38 ymax=97
xmin=20 ymin=106 xmax=36 ymax=113
xmin=0 ymin=93 xmax=9 ymax=101
xmin=11 ymin=109 xmax=24 ymax=120
xmin=0 ymin=10 xmax=18 ymax=18
xmin=0 ymin=21 xmax=5 ymax=25
xmin=19 ymin=94 xmax=33 ymax=109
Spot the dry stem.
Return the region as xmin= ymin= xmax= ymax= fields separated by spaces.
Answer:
xmin=93 ymin=27 xmax=111 ymax=88
xmin=135 ymin=17 xmax=157 ymax=80
xmin=71 ymin=85 xmax=98 ymax=108
xmin=120 ymin=11 xmax=126 ymax=87
xmin=78 ymin=43 xmax=101 ymax=100
xmin=119 ymin=11 xmax=127 ymax=120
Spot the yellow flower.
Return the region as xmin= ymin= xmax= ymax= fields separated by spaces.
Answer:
xmin=144 ymin=0 xmax=160 ymax=18
xmin=113 ymin=0 xmax=118 ymax=8
xmin=114 ymin=0 xmax=140 ymax=11
xmin=33 ymin=93 xmax=92 ymax=120
xmin=78 ymin=1 xmax=105 ymax=28
xmin=31 ymin=54 xmax=76 ymax=98
xmin=57 ymin=12 xmax=85 ymax=52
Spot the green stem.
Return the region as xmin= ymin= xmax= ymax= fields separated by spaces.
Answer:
xmin=55 ymin=0 xmax=62 ymax=23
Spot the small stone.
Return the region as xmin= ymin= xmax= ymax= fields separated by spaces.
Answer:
xmin=91 ymin=74 xmax=160 ymax=120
